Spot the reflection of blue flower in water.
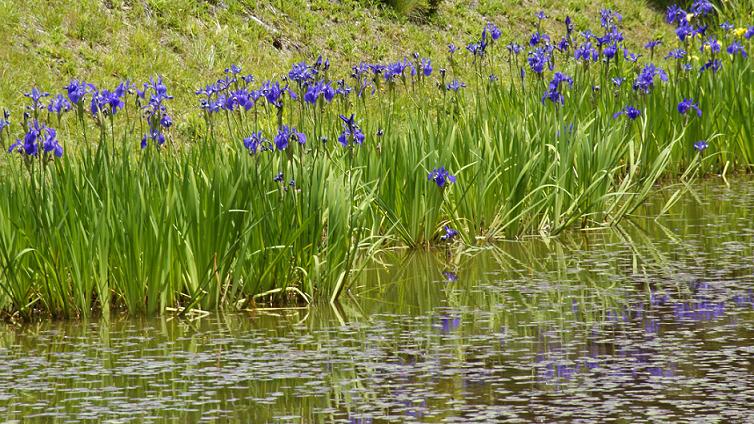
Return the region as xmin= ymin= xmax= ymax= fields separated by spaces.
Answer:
xmin=538 ymin=361 xmax=578 ymax=384
xmin=437 ymin=315 xmax=461 ymax=333
xmin=733 ymin=290 xmax=754 ymax=308
xmin=648 ymin=366 xmax=675 ymax=377
xmin=644 ymin=318 xmax=660 ymax=334
xmin=403 ymin=399 xmax=427 ymax=419
xmin=674 ymin=301 xmax=726 ymax=322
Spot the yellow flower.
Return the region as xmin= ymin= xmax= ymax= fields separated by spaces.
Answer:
xmin=690 ymin=54 xmax=700 ymax=62
xmin=733 ymin=27 xmax=747 ymax=38
xmin=686 ymin=13 xmax=695 ymax=22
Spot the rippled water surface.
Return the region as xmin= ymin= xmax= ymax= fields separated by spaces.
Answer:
xmin=2 ymin=179 xmax=754 ymax=423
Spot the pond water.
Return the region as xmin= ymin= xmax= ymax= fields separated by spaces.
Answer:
xmin=2 ymin=178 xmax=754 ymax=423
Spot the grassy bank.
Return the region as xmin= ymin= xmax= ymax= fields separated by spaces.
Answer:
xmin=0 ymin=1 xmax=753 ymax=319
xmin=0 ymin=0 xmax=674 ymax=118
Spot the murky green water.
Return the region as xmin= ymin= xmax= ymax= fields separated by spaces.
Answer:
xmin=2 ymin=179 xmax=754 ymax=423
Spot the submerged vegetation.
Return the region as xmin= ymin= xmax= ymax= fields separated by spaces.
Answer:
xmin=0 ymin=1 xmax=753 ymax=319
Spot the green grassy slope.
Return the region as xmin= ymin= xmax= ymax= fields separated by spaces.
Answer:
xmin=1 ymin=0 xmax=672 ymax=116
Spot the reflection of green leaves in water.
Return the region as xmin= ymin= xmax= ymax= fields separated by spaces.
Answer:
xmin=0 ymin=179 xmax=753 ymax=421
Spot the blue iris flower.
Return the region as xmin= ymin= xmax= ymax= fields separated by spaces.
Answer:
xmin=428 ymin=167 xmax=456 ymax=188
xmin=313 ymin=54 xmax=330 ymax=72
xmin=288 ymin=62 xmax=317 ymax=85
xmin=600 ymin=8 xmax=622 ymax=29
xmin=528 ymin=48 xmax=550 ymax=73
xmin=0 ymin=110 xmax=9 ymax=132
xmin=195 ymin=84 xmax=216 ymax=100
xmin=262 ymin=81 xmax=296 ymax=108
xmin=727 ymin=42 xmax=748 ymax=58
xmin=42 ymin=127 xmax=62 ymax=157
xmin=694 ymin=140 xmax=709 ymax=152
xmin=556 ymin=37 xmax=570 ymax=52
xmin=137 ymin=76 xmax=174 ymax=149
xmin=529 ymin=32 xmax=550 ymax=47
xmin=233 ymin=89 xmax=256 ymax=110
xmin=160 ymin=114 xmax=173 ymax=128
xmin=65 ymin=80 xmax=94 ymax=104
xmin=383 ymin=59 xmax=414 ymax=82
xmin=335 ymin=80 xmax=352 ymax=98
xmin=47 ymin=94 xmax=72 ymax=115
xmin=143 ymin=76 xmax=171 ymax=100
xmin=117 ymin=80 xmax=136 ymax=98
xmin=421 ymin=58 xmax=433 ymax=77
xmin=666 ymin=5 xmax=686 ymax=25
xmin=274 ymin=125 xmax=306 ymax=151
xmin=466 ymin=41 xmax=487 ymax=57
xmin=439 ymin=315 xmax=461 ymax=333
xmin=440 ymin=226 xmax=459 ymax=241
xmin=541 ymin=72 xmax=573 ymax=105
xmin=574 ymin=42 xmax=598 ymax=62
xmin=644 ymin=39 xmax=662 ymax=50
xmin=701 ymin=37 xmax=721 ymax=54
xmin=339 ymin=113 xmax=356 ymax=130
xmin=90 ymin=88 xmax=124 ymax=116
xmin=603 ymin=43 xmax=618 ymax=60
xmin=337 ymin=127 xmax=365 ymax=147
xmin=606 ymin=27 xmax=624 ymax=43
xmin=140 ymin=128 xmax=166 ymax=149
xmin=700 ymin=59 xmax=722 ymax=73
xmin=8 ymin=120 xmax=62 ymax=157
xmin=506 ymin=43 xmax=522 ymax=55
xmin=224 ymin=64 xmax=242 ymax=75
xmin=486 ymin=23 xmax=501 ymax=41
xmin=665 ymin=48 xmax=687 ymax=60
xmin=550 ymin=72 xmax=573 ymax=89
xmin=24 ymin=87 xmax=50 ymax=111
xmin=243 ymin=131 xmax=268 ymax=154
xmin=678 ymin=98 xmax=702 ymax=117
xmin=337 ymin=114 xmax=365 ymax=147
xmin=445 ymin=80 xmax=465 ymax=91
xmin=623 ymin=48 xmax=641 ymax=63
xmin=303 ymin=80 xmax=336 ymax=104
xmin=613 ymin=105 xmax=641 ymax=120
xmin=690 ymin=0 xmax=714 ymax=16
xmin=632 ymin=64 xmax=668 ymax=94
xmin=676 ymin=21 xmax=695 ymax=42
xmin=140 ymin=76 xmax=173 ymax=123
